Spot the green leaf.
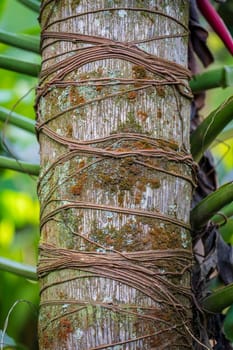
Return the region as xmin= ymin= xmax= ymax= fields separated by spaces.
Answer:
xmin=224 ymin=304 xmax=233 ymax=342
xmin=218 ymin=219 xmax=233 ymax=244
xmin=190 ymin=66 xmax=233 ymax=93
xmin=190 ymin=182 xmax=233 ymax=230
xmin=16 ymin=0 xmax=40 ymax=13
xmin=0 ymin=106 xmax=35 ymax=134
xmin=201 ymin=283 xmax=233 ymax=313
xmin=0 ymin=257 xmax=37 ymax=280
xmin=0 ymin=29 xmax=40 ymax=54
xmin=0 ymin=55 xmax=40 ymax=77
xmin=0 ymin=156 xmax=39 ymax=176
xmin=191 ymin=96 xmax=233 ymax=162
xmin=211 ymin=127 xmax=233 ymax=148
xmin=212 ymin=202 xmax=233 ymax=225
xmin=0 ymin=0 xmax=39 ymax=34
xmin=0 ymin=1 xmax=7 ymax=17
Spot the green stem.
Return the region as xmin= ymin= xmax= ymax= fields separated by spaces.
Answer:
xmin=0 ymin=106 xmax=36 ymax=134
xmin=191 ymin=96 xmax=233 ymax=162
xmin=202 ymin=283 xmax=233 ymax=313
xmin=212 ymin=202 xmax=233 ymax=224
xmin=0 ymin=257 xmax=37 ymax=280
xmin=0 ymin=29 xmax=40 ymax=54
xmin=0 ymin=156 xmax=39 ymax=175
xmin=0 ymin=55 xmax=40 ymax=77
xmin=16 ymin=0 xmax=40 ymax=12
xmin=190 ymin=66 xmax=233 ymax=93
xmin=190 ymin=182 xmax=233 ymax=230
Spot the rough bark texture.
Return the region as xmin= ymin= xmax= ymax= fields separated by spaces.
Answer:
xmin=37 ymin=1 xmax=195 ymax=349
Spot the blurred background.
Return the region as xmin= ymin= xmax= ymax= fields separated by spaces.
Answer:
xmin=0 ymin=0 xmax=232 ymax=349
xmin=202 ymin=0 xmax=233 ymax=185
xmin=0 ymin=1 xmax=40 ymax=349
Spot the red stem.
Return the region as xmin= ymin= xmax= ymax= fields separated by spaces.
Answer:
xmin=197 ymin=0 xmax=233 ymax=55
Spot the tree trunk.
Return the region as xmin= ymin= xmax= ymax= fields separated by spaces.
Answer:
xmin=37 ymin=1 xmax=196 ymax=349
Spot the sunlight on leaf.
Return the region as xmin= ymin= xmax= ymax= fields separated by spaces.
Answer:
xmin=212 ymin=137 xmax=233 ymax=174
xmin=1 ymin=190 xmax=39 ymax=227
xmin=208 ymin=31 xmax=224 ymax=52
xmin=0 ymin=90 xmax=12 ymax=103
xmin=0 ymin=219 xmax=14 ymax=247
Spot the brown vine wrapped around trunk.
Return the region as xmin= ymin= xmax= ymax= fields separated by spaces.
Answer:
xmin=36 ymin=1 xmax=198 ymax=349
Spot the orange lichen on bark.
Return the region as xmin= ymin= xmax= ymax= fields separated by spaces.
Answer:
xmin=41 ymin=332 xmax=51 ymax=349
xmin=69 ymin=86 xmax=78 ymax=104
xmin=127 ymin=91 xmax=137 ymax=100
xmin=157 ymin=108 xmax=162 ymax=119
xmin=135 ymin=190 xmax=143 ymax=204
xmin=58 ymin=317 xmax=73 ymax=341
xmin=96 ymin=85 xmax=103 ymax=92
xmin=149 ymin=177 xmax=160 ymax=189
xmin=132 ymin=65 xmax=147 ymax=79
xmin=137 ymin=110 xmax=148 ymax=121
xmin=66 ymin=124 xmax=73 ymax=137
xmin=156 ymin=85 xmax=166 ymax=98
xmin=70 ymin=173 xmax=87 ymax=195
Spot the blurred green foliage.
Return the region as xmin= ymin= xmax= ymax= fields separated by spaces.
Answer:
xmin=0 ymin=0 xmax=40 ymax=348
xmin=205 ymin=30 xmax=233 ymax=186
xmin=0 ymin=0 xmax=232 ymax=349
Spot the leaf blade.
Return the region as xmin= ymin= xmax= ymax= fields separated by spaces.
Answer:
xmin=191 ymin=182 xmax=233 ymax=230
xmin=0 ymin=106 xmax=36 ymax=134
xmin=0 ymin=29 xmax=40 ymax=54
xmin=191 ymin=96 xmax=233 ymax=162
xmin=16 ymin=0 xmax=40 ymax=13
xmin=202 ymin=283 xmax=233 ymax=313
xmin=224 ymin=305 xmax=233 ymax=342
xmin=190 ymin=66 xmax=233 ymax=93
xmin=0 ymin=55 xmax=40 ymax=77
xmin=0 ymin=156 xmax=39 ymax=176
xmin=0 ymin=257 xmax=37 ymax=281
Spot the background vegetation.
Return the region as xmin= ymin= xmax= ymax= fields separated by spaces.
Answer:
xmin=0 ymin=1 xmax=40 ymax=348
xmin=0 ymin=0 xmax=232 ymax=349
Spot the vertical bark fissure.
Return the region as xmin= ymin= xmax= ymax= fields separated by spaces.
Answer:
xmin=37 ymin=1 xmax=196 ymax=349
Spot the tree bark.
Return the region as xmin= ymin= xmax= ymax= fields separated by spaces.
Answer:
xmin=37 ymin=1 xmax=195 ymax=349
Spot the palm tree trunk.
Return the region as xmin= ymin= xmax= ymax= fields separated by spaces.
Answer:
xmin=37 ymin=1 xmax=195 ymax=349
